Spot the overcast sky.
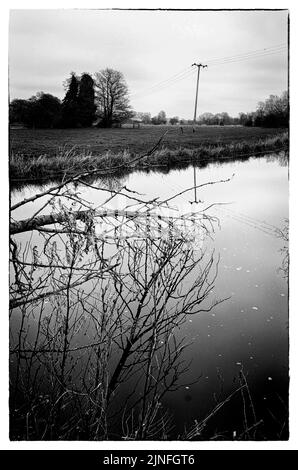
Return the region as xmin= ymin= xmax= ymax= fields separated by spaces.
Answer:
xmin=9 ymin=9 xmax=288 ymax=118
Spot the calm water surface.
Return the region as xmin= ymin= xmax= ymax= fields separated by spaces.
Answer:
xmin=11 ymin=153 xmax=289 ymax=438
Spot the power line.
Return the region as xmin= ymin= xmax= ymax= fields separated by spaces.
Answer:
xmin=129 ymin=43 xmax=287 ymax=101
xmin=130 ymin=68 xmax=195 ymax=99
xmin=208 ymin=48 xmax=287 ymax=67
xmin=130 ymin=67 xmax=192 ymax=96
xmin=203 ymin=43 xmax=287 ymax=64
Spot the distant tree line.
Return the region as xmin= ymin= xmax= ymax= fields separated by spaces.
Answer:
xmin=10 ymin=74 xmax=288 ymax=130
xmin=196 ymin=112 xmax=238 ymax=126
xmin=135 ymin=111 xmax=238 ymax=126
xmin=238 ymin=91 xmax=288 ymax=128
xmin=134 ymin=110 xmax=168 ymax=125
xmin=137 ymin=91 xmax=288 ymax=129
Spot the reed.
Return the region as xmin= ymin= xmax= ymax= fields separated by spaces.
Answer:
xmin=10 ymin=131 xmax=288 ymax=182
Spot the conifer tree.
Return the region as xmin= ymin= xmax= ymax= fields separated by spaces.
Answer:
xmin=77 ymin=73 xmax=96 ymax=127
xmin=61 ymin=73 xmax=79 ymax=128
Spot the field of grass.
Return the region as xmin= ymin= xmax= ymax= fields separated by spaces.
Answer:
xmin=10 ymin=125 xmax=287 ymax=157
xmin=10 ymin=126 xmax=288 ymax=183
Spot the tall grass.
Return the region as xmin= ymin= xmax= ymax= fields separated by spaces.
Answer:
xmin=10 ymin=131 xmax=288 ymax=182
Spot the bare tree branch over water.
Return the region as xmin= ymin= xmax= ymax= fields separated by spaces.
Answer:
xmin=9 ymin=138 xmax=244 ymax=440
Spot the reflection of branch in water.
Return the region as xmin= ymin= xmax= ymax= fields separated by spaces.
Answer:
xmin=9 ymin=144 xmax=232 ymax=440
xmin=275 ymin=218 xmax=289 ymax=279
xmin=11 ymin=132 xmax=168 ymax=212
xmin=183 ymin=366 xmax=264 ymax=440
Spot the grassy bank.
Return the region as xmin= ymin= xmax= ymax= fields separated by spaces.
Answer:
xmin=10 ymin=128 xmax=288 ymax=182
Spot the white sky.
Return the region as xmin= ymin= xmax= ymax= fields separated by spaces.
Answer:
xmin=9 ymin=9 xmax=288 ymax=118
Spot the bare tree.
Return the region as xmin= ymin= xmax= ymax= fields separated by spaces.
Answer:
xmin=10 ymin=140 xmax=232 ymax=440
xmin=94 ymin=68 xmax=133 ymax=127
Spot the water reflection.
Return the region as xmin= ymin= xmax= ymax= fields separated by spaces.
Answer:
xmin=9 ymin=153 xmax=289 ymax=440
xmin=11 ymin=149 xmax=288 ymax=191
xmin=10 ymin=173 xmax=225 ymax=440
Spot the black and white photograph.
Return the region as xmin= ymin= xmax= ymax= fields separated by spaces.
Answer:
xmin=6 ymin=5 xmax=291 ymax=446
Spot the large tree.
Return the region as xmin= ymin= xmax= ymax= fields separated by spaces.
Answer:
xmin=94 ymin=68 xmax=133 ymax=127
xmin=61 ymin=73 xmax=79 ymax=128
xmin=77 ymin=73 xmax=96 ymax=127
xmin=9 ymin=93 xmax=62 ymax=128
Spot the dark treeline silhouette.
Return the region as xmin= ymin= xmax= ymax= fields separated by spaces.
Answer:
xmin=10 ymin=69 xmax=134 ymax=129
xmin=10 ymin=72 xmax=96 ymax=129
xmin=9 ymin=93 xmax=62 ymax=129
xmin=10 ymin=72 xmax=288 ymax=130
xmin=238 ymin=91 xmax=288 ymax=128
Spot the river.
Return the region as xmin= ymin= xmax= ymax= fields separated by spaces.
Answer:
xmin=10 ymin=152 xmax=288 ymax=440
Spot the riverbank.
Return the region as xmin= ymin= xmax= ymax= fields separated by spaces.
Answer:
xmin=10 ymin=128 xmax=288 ymax=182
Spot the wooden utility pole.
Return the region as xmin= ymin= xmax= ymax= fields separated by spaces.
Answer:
xmin=190 ymin=63 xmax=207 ymax=204
xmin=192 ymin=63 xmax=207 ymax=123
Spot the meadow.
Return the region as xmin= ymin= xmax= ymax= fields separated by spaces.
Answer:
xmin=10 ymin=125 xmax=288 ymax=182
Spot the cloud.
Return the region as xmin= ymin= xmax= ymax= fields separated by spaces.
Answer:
xmin=9 ymin=9 xmax=288 ymax=116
